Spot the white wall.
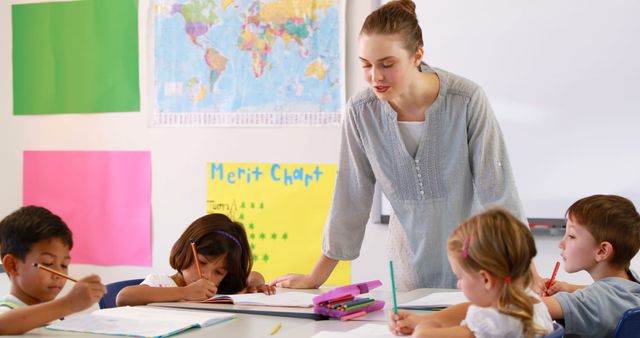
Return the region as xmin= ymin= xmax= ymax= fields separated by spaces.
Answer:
xmin=0 ymin=0 xmax=372 ymax=297
xmin=413 ymin=0 xmax=640 ymax=285
xmin=2 ymin=0 xmax=638 ymax=299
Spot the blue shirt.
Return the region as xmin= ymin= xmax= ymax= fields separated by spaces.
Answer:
xmin=555 ymin=277 xmax=640 ymax=338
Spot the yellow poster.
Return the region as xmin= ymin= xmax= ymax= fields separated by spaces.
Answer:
xmin=206 ymin=162 xmax=350 ymax=285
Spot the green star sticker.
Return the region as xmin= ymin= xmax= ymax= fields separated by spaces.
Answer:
xmin=248 ymin=223 xmax=254 ymax=230
xmin=259 ymin=233 xmax=266 ymax=240
xmin=271 ymin=233 xmax=277 ymax=239
xmin=250 ymin=202 xmax=255 ymax=209
xmin=241 ymin=202 xmax=245 ymax=208
xmin=259 ymin=202 xmax=264 ymax=209
xmin=250 ymin=243 xmax=256 ymax=250
xmin=282 ymin=233 xmax=288 ymax=240
xmin=250 ymin=233 xmax=255 ymax=239
xmin=239 ymin=213 xmax=244 ymax=220
xmin=262 ymin=254 xmax=269 ymax=262
xmin=253 ymin=254 xmax=258 ymax=261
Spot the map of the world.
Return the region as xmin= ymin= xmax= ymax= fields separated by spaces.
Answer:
xmin=153 ymin=0 xmax=342 ymax=126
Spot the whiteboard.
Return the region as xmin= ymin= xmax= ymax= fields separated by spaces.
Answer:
xmin=404 ymin=0 xmax=640 ymax=218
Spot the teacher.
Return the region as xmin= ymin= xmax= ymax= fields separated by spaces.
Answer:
xmin=272 ymin=0 xmax=526 ymax=289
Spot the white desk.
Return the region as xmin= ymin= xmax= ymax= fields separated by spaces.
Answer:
xmin=17 ymin=288 xmax=443 ymax=338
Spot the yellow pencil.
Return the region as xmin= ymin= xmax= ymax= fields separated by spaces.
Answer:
xmin=32 ymin=263 xmax=78 ymax=282
xmin=190 ymin=239 xmax=203 ymax=278
xmin=270 ymin=322 xmax=282 ymax=335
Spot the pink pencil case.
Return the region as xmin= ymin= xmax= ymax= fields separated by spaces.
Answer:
xmin=313 ymin=280 xmax=385 ymax=319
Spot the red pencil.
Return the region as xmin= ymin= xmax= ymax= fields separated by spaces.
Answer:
xmin=340 ymin=310 xmax=368 ymax=321
xmin=32 ymin=263 xmax=78 ymax=282
xmin=190 ymin=239 xmax=203 ymax=278
xmin=544 ymin=261 xmax=560 ymax=296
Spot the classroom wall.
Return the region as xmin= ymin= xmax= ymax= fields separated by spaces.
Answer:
xmin=0 ymin=0 xmax=372 ymax=297
xmin=1 ymin=0 xmax=637 ymax=300
xmin=411 ymin=0 xmax=640 ymax=285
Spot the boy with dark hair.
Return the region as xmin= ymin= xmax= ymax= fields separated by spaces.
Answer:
xmin=543 ymin=194 xmax=640 ymax=338
xmin=0 ymin=206 xmax=106 ymax=335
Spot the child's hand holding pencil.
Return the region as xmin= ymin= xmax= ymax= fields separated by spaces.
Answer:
xmin=61 ymin=275 xmax=107 ymax=312
xmin=389 ymin=310 xmax=420 ymax=336
xmin=542 ymin=261 xmax=560 ymax=296
xmin=183 ymin=278 xmax=218 ymax=301
xmin=33 ymin=262 xmax=107 ymax=311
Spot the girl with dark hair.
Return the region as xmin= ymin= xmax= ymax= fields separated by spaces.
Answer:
xmin=116 ymin=213 xmax=274 ymax=306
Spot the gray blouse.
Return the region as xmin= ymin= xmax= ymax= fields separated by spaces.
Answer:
xmin=322 ymin=63 xmax=525 ymax=288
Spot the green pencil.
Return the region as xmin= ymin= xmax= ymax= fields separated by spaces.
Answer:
xmin=390 ymin=260 xmax=398 ymax=315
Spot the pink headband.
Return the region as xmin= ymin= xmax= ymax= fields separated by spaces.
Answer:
xmin=462 ymin=237 xmax=471 ymax=258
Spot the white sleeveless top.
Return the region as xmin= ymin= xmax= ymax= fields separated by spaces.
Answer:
xmin=397 ymin=121 xmax=424 ymax=158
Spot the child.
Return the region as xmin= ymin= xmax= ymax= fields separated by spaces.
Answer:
xmin=390 ymin=208 xmax=554 ymax=337
xmin=0 ymin=206 xmax=106 ymax=335
xmin=542 ymin=194 xmax=640 ymax=338
xmin=116 ymin=213 xmax=275 ymax=306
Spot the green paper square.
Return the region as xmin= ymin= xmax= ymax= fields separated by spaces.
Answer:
xmin=12 ymin=0 xmax=139 ymax=115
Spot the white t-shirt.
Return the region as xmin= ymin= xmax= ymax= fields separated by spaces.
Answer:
xmin=461 ymin=297 xmax=554 ymax=338
xmin=140 ymin=274 xmax=178 ymax=287
xmin=0 ymin=294 xmax=27 ymax=313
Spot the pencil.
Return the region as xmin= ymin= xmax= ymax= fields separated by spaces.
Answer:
xmin=544 ymin=261 xmax=560 ymax=296
xmin=340 ymin=310 xmax=368 ymax=321
xmin=32 ymin=263 xmax=78 ymax=282
xmin=390 ymin=260 xmax=398 ymax=315
xmin=190 ymin=239 xmax=203 ymax=278
xmin=270 ymin=322 xmax=282 ymax=335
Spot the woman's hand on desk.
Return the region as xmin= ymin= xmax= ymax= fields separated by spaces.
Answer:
xmin=270 ymin=255 xmax=337 ymax=288
xmin=269 ymin=273 xmax=321 ymax=289
xmin=389 ymin=310 xmax=421 ymax=336
xmin=184 ymin=278 xmax=218 ymax=300
xmin=244 ymin=283 xmax=277 ymax=295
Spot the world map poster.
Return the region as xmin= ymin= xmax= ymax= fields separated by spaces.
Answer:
xmin=153 ymin=0 xmax=344 ymax=126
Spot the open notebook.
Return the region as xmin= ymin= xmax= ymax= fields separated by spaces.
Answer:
xmin=202 ymin=291 xmax=315 ymax=308
xmin=398 ymin=291 xmax=468 ymax=310
xmin=46 ymin=306 xmax=234 ymax=338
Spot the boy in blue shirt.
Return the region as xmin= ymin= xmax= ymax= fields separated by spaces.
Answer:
xmin=0 ymin=206 xmax=106 ymax=335
xmin=543 ymin=194 xmax=640 ymax=338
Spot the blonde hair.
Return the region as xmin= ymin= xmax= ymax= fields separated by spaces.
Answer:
xmin=448 ymin=209 xmax=544 ymax=338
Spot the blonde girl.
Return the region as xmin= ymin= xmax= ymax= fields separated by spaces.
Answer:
xmin=390 ymin=209 xmax=553 ymax=337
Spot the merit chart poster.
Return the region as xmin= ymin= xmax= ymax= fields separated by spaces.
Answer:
xmin=206 ymin=162 xmax=349 ymax=285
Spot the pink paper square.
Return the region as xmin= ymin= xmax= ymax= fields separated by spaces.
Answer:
xmin=23 ymin=151 xmax=151 ymax=266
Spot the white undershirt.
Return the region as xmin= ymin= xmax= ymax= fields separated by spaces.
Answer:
xmin=397 ymin=121 xmax=424 ymax=158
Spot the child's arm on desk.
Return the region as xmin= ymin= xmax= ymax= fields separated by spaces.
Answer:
xmin=389 ymin=302 xmax=470 ymax=335
xmin=542 ymin=296 xmax=565 ymax=320
xmin=243 ymin=271 xmax=276 ymax=295
xmin=0 ymin=275 xmax=105 ymax=335
xmin=412 ymin=324 xmax=474 ymax=338
xmin=116 ymin=279 xmax=217 ymax=306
